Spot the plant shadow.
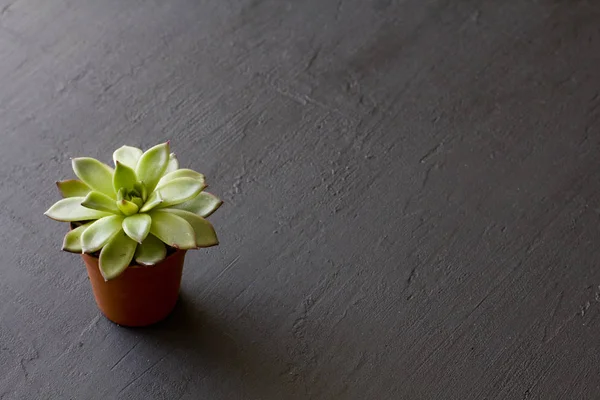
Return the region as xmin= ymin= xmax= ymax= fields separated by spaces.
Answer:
xmin=131 ymin=294 xmax=306 ymax=399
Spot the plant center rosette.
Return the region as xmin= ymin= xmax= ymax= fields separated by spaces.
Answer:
xmin=45 ymin=143 xmax=222 ymax=280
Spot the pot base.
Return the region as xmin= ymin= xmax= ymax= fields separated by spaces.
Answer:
xmin=82 ymin=250 xmax=186 ymax=327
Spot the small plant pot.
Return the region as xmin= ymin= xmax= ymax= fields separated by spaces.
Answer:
xmin=82 ymin=250 xmax=186 ymax=327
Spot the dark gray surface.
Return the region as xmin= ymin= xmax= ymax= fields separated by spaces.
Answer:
xmin=1 ymin=0 xmax=600 ymax=398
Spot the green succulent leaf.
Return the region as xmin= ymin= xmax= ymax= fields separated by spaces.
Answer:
xmin=81 ymin=191 xmax=121 ymax=214
xmin=61 ymin=222 xmax=93 ymax=253
xmin=81 ymin=215 xmax=125 ymax=253
xmin=171 ymin=192 xmax=223 ymax=217
xmin=134 ymin=182 xmax=148 ymax=201
xmin=130 ymin=196 xmax=144 ymax=209
xmin=144 ymin=178 xmax=206 ymax=211
xmin=134 ymin=234 xmax=167 ymax=266
xmin=157 ymin=169 xmax=205 ymax=188
xmin=163 ymin=209 xmax=219 ymax=247
xmin=56 ymin=180 xmax=91 ymax=198
xmin=45 ymin=197 xmax=113 ymax=222
xmin=149 ymin=210 xmax=196 ymax=249
xmin=99 ymin=230 xmax=137 ymax=280
xmin=122 ymin=214 xmax=152 ymax=244
xmin=117 ymin=199 xmax=139 ymax=216
xmin=72 ymin=157 xmax=116 ymax=199
xmin=135 ymin=142 xmax=170 ymax=193
xmin=113 ymin=145 xmax=143 ymax=170
xmin=113 ymin=161 xmax=137 ymax=192
xmin=139 ymin=191 xmax=163 ymax=213
xmin=165 ymin=153 xmax=179 ymax=174
xmin=116 ymin=188 xmax=126 ymax=202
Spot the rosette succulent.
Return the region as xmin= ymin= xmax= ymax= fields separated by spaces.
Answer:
xmin=45 ymin=142 xmax=222 ymax=280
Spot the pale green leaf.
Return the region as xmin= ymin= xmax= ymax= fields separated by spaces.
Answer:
xmin=56 ymin=180 xmax=91 ymax=198
xmin=122 ymin=214 xmax=152 ymax=243
xmin=139 ymin=191 xmax=163 ymax=213
xmin=113 ymin=161 xmax=137 ymax=192
xmin=135 ymin=142 xmax=170 ymax=193
xmin=163 ymin=209 xmax=219 ymax=247
xmin=81 ymin=191 xmax=121 ymax=214
xmin=149 ymin=210 xmax=196 ymax=249
xmin=116 ymin=187 xmax=126 ymax=202
xmin=165 ymin=153 xmax=179 ymax=174
xmin=157 ymin=168 xmax=205 ymax=188
xmin=61 ymin=222 xmax=93 ymax=253
xmin=135 ymin=234 xmax=167 ymax=266
xmin=172 ymin=192 xmax=223 ymax=217
xmin=45 ymin=197 xmax=113 ymax=222
xmin=117 ymin=199 xmax=139 ymax=216
xmin=134 ymin=181 xmax=148 ymax=201
xmin=145 ymin=178 xmax=206 ymax=211
xmin=99 ymin=230 xmax=137 ymax=280
xmin=130 ymin=197 xmax=144 ymax=209
xmin=113 ymin=145 xmax=143 ymax=170
xmin=81 ymin=215 xmax=125 ymax=253
xmin=72 ymin=157 xmax=116 ymax=199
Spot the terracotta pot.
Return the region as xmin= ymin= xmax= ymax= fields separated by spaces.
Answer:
xmin=82 ymin=250 xmax=186 ymax=327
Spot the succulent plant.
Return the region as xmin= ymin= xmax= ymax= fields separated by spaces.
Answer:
xmin=45 ymin=142 xmax=222 ymax=280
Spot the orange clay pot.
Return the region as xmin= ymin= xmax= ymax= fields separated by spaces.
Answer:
xmin=82 ymin=250 xmax=186 ymax=327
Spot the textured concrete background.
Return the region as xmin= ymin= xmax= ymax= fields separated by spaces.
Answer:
xmin=1 ymin=0 xmax=600 ymax=399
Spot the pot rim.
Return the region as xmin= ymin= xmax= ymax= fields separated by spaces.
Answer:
xmin=82 ymin=247 xmax=186 ymax=269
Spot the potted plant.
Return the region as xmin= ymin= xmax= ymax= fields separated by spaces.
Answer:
xmin=44 ymin=142 xmax=222 ymax=327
